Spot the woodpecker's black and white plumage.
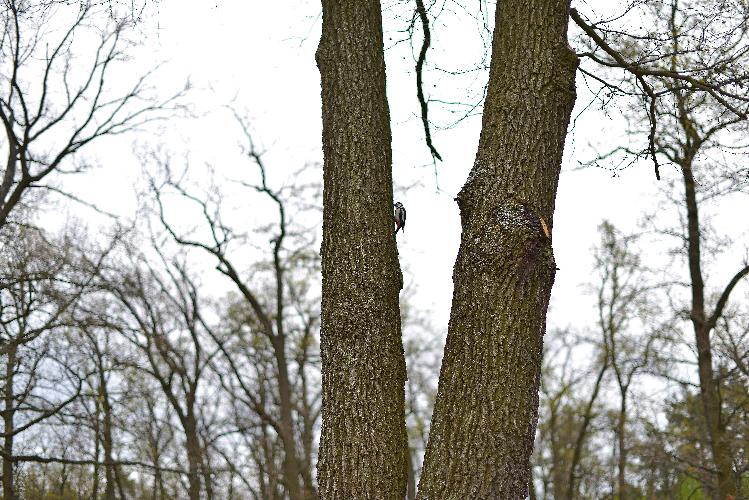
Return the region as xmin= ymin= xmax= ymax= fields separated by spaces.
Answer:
xmin=394 ymin=202 xmax=406 ymax=235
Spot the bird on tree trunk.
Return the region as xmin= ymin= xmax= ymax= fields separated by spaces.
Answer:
xmin=394 ymin=202 xmax=406 ymax=235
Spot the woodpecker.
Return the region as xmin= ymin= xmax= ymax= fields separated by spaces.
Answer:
xmin=394 ymin=202 xmax=406 ymax=235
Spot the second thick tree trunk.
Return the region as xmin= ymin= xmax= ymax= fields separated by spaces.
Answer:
xmin=417 ymin=1 xmax=578 ymax=498
xmin=316 ymin=0 xmax=408 ymax=498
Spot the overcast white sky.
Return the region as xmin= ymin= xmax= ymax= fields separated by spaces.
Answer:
xmin=61 ymin=0 xmax=748 ymax=360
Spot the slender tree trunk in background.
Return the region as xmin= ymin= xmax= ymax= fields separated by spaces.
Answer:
xmin=271 ymin=214 xmax=309 ymax=499
xmin=97 ymin=368 xmax=116 ymax=500
xmin=315 ymin=0 xmax=408 ymax=497
xmin=298 ymin=360 xmax=317 ymax=497
xmin=609 ymin=317 xmax=630 ymax=500
xmin=566 ymin=358 xmax=608 ymax=500
xmin=59 ymin=464 xmax=68 ymax=496
xmin=2 ymin=344 xmax=16 ymax=500
xmin=272 ymin=334 xmax=306 ymax=499
xmin=549 ymin=402 xmax=566 ymax=500
xmin=202 ymin=453 xmax=215 ymax=500
xmin=616 ymin=392 xmax=627 ymax=499
xmin=115 ymin=468 xmax=127 ymax=500
xmin=682 ymin=157 xmax=737 ymax=500
xmin=417 ymin=1 xmax=578 ymax=497
xmin=146 ymin=400 xmax=167 ymax=500
xmin=184 ymin=414 xmax=203 ymax=500
xmin=93 ymin=397 xmax=101 ymax=498
xmin=154 ymin=461 xmax=165 ymax=500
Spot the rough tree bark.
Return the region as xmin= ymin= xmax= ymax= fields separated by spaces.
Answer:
xmin=315 ymin=0 xmax=408 ymax=498
xmin=416 ymin=1 xmax=578 ymax=498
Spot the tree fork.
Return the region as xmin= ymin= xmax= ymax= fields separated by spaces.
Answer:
xmin=417 ymin=0 xmax=578 ymax=498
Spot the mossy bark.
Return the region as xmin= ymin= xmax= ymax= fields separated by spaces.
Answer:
xmin=316 ymin=1 xmax=408 ymax=498
xmin=416 ymin=1 xmax=578 ymax=498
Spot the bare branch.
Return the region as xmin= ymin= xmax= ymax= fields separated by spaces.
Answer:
xmin=414 ymin=0 xmax=442 ymax=162
xmin=707 ymin=264 xmax=749 ymax=330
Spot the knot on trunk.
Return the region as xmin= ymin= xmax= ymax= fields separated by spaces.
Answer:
xmin=551 ymin=42 xmax=580 ymax=94
xmin=494 ymin=201 xmax=556 ymax=289
xmin=496 ymin=201 xmax=547 ymax=239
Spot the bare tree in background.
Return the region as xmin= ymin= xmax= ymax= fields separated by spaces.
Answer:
xmin=399 ymin=283 xmax=442 ymax=500
xmin=535 ymin=333 xmax=589 ymax=500
xmin=0 ymin=223 xmax=108 ymax=499
xmin=147 ymin=115 xmax=323 ymax=499
xmin=593 ymin=223 xmax=657 ymax=500
xmin=574 ymin=2 xmax=749 ymax=496
xmin=104 ymin=245 xmax=219 ymax=500
xmin=534 ymin=223 xmax=659 ymax=500
xmin=0 ymin=0 xmax=182 ymax=229
xmin=74 ymin=319 xmax=130 ymax=500
xmin=121 ymin=363 xmax=181 ymax=499
xmin=571 ymin=0 xmax=749 ymax=181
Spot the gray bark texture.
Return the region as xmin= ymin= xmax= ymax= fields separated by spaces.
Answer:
xmin=416 ymin=0 xmax=578 ymax=498
xmin=315 ymin=0 xmax=408 ymax=499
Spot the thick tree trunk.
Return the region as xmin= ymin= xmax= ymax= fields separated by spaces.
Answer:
xmin=2 ymin=345 xmax=16 ymax=500
xmin=316 ymin=0 xmax=408 ymax=498
xmin=417 ymin=1 xmax=578 ymax=498
xmin=682 ymin=160 xmax=737 ymax=499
